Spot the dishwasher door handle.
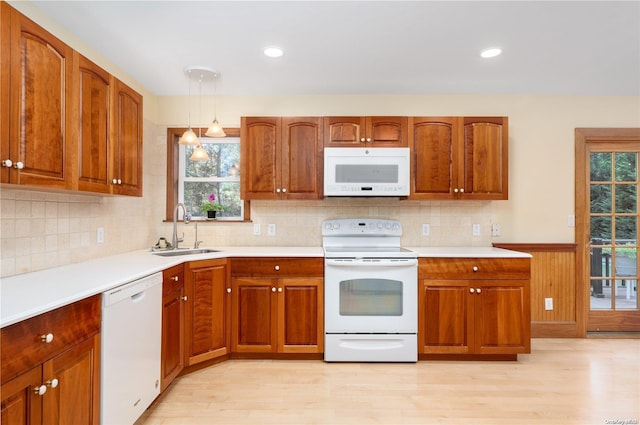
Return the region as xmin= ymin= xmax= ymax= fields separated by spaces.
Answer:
xmin=131 ymin=291 xmax=146 ymax=302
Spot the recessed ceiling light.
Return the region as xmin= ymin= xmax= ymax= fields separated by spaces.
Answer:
xmin=480 ymin=47 xmax=502 ymax=58
xmin=264 ymin=46 xmax=284 ymax=58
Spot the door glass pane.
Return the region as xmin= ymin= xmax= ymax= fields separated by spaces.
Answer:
xmin=591 ymin=184 xmax=612 ymax=213
xmin=616 ymin=279 xmax=638 ymax=310
xmin=615 ymin=216 xmax=637 ymax=242
xmin=590 ymin=152 xmax=612 ymax=181
xmin=591 ymin=216 xmax=611 ymax=240
xmin=615 ymin=152 xmax=637 ymax=182
xmin=339 ymin=279 xmax=403 ymax=316
xmin=615 ymin=184 xmax=637 ymax=213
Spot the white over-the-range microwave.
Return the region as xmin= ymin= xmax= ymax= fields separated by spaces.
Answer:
xmin=323 ymin=147 xmax=410 ymax=197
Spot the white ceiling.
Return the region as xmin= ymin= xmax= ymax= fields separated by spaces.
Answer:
xmin=24 ymin=1 xmax=640 ymax=97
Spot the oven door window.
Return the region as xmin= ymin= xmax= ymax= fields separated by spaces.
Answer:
xmin=339 ymin=278 xmax=403 ymax=316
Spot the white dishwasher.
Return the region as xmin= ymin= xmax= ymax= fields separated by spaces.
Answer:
xmin=101 ymin=272 xmax=162 ymax=425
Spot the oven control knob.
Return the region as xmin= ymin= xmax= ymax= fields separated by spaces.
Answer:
xmin=385 ymin=223 xmax=392 ymax=229
xmin=392 ymin=223 xmax=400 ymax=231
xmin=324 ymin=223 xmax=332 ymax=231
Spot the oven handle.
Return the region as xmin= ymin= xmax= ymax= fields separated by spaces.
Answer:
xmin=325 ymin=258 xmax=418 ymax=267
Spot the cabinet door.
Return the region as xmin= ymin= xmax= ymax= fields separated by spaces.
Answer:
xmin=43 ymin=335 xmax=100 ymax=425
xmin=367 ymin=116 xmax=407 ymax=147
xmin=418 ymin=280 xmax=473 ymax=354
xmin=231 ymin=278 xmax=277 ymax=353
xmin=161 ymin=264 xmax=185 ymax=392
xmin=323 ymin=117 xmax=364 ymax=147
xmin=241 ymin=116 xmax=280 ymax=199
xmin=461 ymin=117 xmax=508 ymax=199
xmin=281 ymin=117 xmax=323 ymax=199
xmin=185 ymin=259 xmax=229 ymax=365
xmin=0 ymin=2 xmax=9 ymax=183
xmin=473 ymin=282 xmax=530 ymax=354
xmin=277 ymin=278 xmax=323 ymax=353
xmin=409 ymin=117 xmax=459 ymax=199
xmin=0 ymin=366 xmax=42 ymax=425
xmin=110 ymin=79 xmax=142 ymax=196
xmin=77 ymin=55 xmax=111 ymax=194
xmin=7 ymin=8 xmax=76 ymax=189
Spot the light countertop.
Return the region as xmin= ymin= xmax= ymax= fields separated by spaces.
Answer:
xmin=1 ymin=245 xmax=529 ymax=328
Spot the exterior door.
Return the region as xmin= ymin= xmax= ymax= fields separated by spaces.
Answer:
xmin=576 ymin=128 xmax=640 ymax=332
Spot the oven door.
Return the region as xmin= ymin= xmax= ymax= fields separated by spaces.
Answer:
xmin=324 ymin=258 xmax=417 ymax=333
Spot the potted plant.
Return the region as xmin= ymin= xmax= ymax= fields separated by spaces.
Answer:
xmin=201 ymin=193 xmax=224 ymax=219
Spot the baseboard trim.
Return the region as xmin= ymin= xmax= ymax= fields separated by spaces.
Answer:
xmin=531 ymin=321 xmax=579 ymax=338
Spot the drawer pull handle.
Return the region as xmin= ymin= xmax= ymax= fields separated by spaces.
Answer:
xmin=34 ymin=385 xmax=47 ymax=396
xmin=40 ymin=333 xmax=54 ymax=343
xmin=274 ymin=265 xmax=280 ymax=271
xmin=472 ymin=266 xmax=479 ymax=272
xmin=46 ymin=378 xmax=59 ymax=388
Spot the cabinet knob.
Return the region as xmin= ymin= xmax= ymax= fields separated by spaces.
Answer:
xmin=181 ymin=295 xmax=188 ymax=301
xmin=274 ymin=265 xmax=280 ymax=271
xmin=469 ymin=288 xmax=475 ymax=294
xmin=282 ymin=188 xmax=287 ymax=193
xmin=472 ymin=266 xmax=479 ymax=272
xmin=117 ymin=179 xmax=122 ymax=184
xmin=278 ymin=287 xmax=283 ymax=293
xmin=454 ymin=188 xmax=459 ymax=193
xmin=171 ymin=276 xmax=179 ymax=281
xmin=271 ymin=287 xmax=276 ymax=292
xmin=46 ymin=378 xmax=59 ymax=388
xmin=1 ymin=159 xmax=12 ymax=167
xmin=40 ymin=333 xmax=54 ymax=343
xmin=460 ymin=188 xmax=464 ymax=193
xmin=112 ymin=178 xmax=118 ymax=184
xmin=366 ymin=138 xmax=372 ymax=142
xmin=226 ymin=288 xmax=231 ymax=293
xmin=34 ymin=385 xmax=47 ymax=396
xmin=276 ymin=188 xmax=281 ymax=193
xmin=476 ymin=288 xmax=482 ymax=294
xmin=360 ymin=137 xmax=366 ymax=142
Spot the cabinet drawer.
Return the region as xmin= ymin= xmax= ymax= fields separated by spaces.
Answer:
xmin=1 ymin=295 xmax=101 ymax=384
xmin=419 ymin=257 xmax=530 ymax=280
xmin=163 ymin=263 xmax=184 ymax=294
xmin=231 ymin=257 xmax=323 ymax=278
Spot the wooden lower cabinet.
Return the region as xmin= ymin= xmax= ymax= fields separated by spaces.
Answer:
xmin=0 ymin=296 xmax=101 ymax=425
xmin=418 ymin=257 xmax=531 ymax=357
xmin=184 ymin=259 xmax=230 ymax=366
xmin=230 ymin=258 xmax=324 ymax=354
xmin=161 ymin=264 xmax=185 ymax=392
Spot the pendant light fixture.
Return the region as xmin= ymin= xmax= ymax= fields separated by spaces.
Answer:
xmin=181 ymin=66 xmax=220 ymax=161
xmin=179 ymin=67 xmax=199 ymax=146
xmin=205 ymin=71 xmax=226 ymax=138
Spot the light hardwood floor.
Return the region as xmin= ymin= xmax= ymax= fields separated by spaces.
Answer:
xmin=136 ymin=339 xmax=639 ymax=425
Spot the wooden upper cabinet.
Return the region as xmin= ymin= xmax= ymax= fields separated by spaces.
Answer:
xmin=3 ymin=6 xmax=76 ymax=188
xmin=0 ymin=2 xmax=10 ymax=184
xmin=324 ymin=116 xmax=407 ymax=147
xmin=241 ymin=117 xmax=323 ymax=200
xmin=409 ymin=116 xmax=508 ymax=200
xmin=281 ymin=117 xmax=323 ymax=199
xmin=110 ymin=79 xmax=142 ymax=196
xmin=461 ymin=117 xmax=508 ymax=199
xmin=77 ymin=55 xmax=111 ymax=194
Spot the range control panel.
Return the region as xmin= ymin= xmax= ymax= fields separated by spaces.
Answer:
xmin=322 ymin=219 xmax=402 ymax=237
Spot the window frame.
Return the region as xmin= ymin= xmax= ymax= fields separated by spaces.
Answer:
xmin=165 ymin=127 xmax=250 ymax=222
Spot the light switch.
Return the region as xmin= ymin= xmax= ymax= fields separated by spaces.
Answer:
xmin=472 ymin=224 xmax=480 ymax=236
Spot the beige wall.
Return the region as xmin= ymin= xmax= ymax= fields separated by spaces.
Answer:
xmin=2 ymin=2 xmax=640 ymax=277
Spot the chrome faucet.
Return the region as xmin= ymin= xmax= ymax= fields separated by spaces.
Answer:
xmin=172 ymin=203 xmax=190 ymax=249
xmin=194 ymin=222 xmax=203 ymax=249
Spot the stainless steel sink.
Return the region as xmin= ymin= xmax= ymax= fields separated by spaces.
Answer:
xmin=152 ymin=248 xmax=220 ymax=257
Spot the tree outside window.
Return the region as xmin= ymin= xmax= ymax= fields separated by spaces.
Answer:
xmin=178 ymin=137 xmax=242 ymax=219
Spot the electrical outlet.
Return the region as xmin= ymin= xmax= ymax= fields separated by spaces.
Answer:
xmin=545 ymin=297 xmax=553 ymax=311
xmin=567 ymin=215 xmax=575 ymax=227
xmin=422 ymin=224 xmax=430 ymax=236
xmin=253 ymin=223 xmax=261 ymax=235
xmin=267 ymin=224 xmax=276 ymax=236
xmin=491 ymin=223 xmax=501 ymax=237
xmin=472 ymin=224 xmax=480 ymax=236
xmin=97 ymin=227 xmax=104 ymax=244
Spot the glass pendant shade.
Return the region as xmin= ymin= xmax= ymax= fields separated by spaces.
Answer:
xmin=205 ymin=119 xmax=226 ymax=138
xmin=189 ymin=145 xmax=210 ymax=161
xmin=179 ymin=127 xmax=199 ymax=146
